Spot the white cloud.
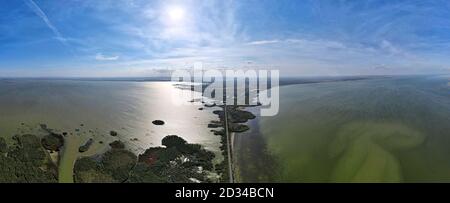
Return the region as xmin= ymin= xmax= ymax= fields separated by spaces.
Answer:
xmin=95 ymin=53 xmax=119 ymax=61
xmin=247 ymin=40 xmax=280 ymax=45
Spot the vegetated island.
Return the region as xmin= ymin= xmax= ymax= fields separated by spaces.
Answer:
xmin=41 ymin=133 xmax=64 ymax=152
xmin=78 ymin=138 xmax=94 ymax=153
xmin=152 ymin=120 xmax=165 ymax=125
xmin=74 ymin=135 xmax=215 ymax=183
xmin=212 ymin=105 xmax=256 ymax=132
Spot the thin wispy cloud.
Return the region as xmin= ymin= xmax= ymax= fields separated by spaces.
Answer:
xmin=24 ymin=0 xmax=68 ymax=45
xmin=95 ymin=53 xmax=119 ymax=61
xmin=247 ymin=40 xmax=280 ymax=45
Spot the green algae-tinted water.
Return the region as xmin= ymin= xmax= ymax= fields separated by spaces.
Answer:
xmin=243 ymin=76 xmax=450 ymax=182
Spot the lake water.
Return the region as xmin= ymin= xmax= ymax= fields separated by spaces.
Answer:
xmin=0 ymin=79 xmax=222 ymax=183
xmin=3 ymin=76 xmax=449 ymax=183
xmin=236 ymin=76 xmax=450 ymax=182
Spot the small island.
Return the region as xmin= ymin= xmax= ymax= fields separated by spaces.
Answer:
xmin=41 ymin=133 xmax=64 ymax=152
xmin=78 ymin=138 xmax=94 ymax=153
xmin=109 ymin=131 xmax=118 ymax=137
xmin=152 ymin=120 xmax=165 ymax=125
xmin=108 ymin=140 xmax=124 ymax=149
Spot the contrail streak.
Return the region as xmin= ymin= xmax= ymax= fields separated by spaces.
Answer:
xmin=24 ymin=0 xmax=68 ymax=46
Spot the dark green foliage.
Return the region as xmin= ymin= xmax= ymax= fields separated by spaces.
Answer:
xmin=0 ymin=137 xmax=7 ymax=153
xmin=162 ymin=135 xmax=187 ymax=148
xmin=137 ymin=136 xmax=215 ymax=182
xmin=0 ymin=135 xmax=57 ymax=183
xmin=9 ymin=134 xmax=49 ymax=166
xmin=215 ymin=160 xmax=229 ymax=182
xmin=127 ymin=163 xmax=165 ymax=183
xmin=228 ymin=109 xmax=256 ymax=123
xmin=109 ymin=140 xmax=125 ymax=149
xmin=212 ymin=107 xmax=255 ymax=123
xmin=229 ymin=124 xmax=250 ymax=133
xmin=73 ymin=157 xmax=115 ymax=183
xmin=211 ymin=129 xmax=225 ymax=136
xmin=39 ymin=124 xmax=48 ymax=131
xmin=156 ymin=147 xmax=182 ymax=163
xmin=74 ymin=157 xmax=99 ymax=172
xmin=74 ymin=149 xmax=137 ymax=183
xmin=138 ymin=147 xmax=164 ymax=163
xmin=0 ymin=155 xmax=57 ymax=183
xmin=212 ymin=110 xmax=224 ymax=116
xmin=41 ymin=133 xmax=64 ymax=151
xmin=102 ymin=149 xmax=137 ymax=182
xmin=190 ymin=149 xmax=215 ymax=170
xmin=212 ymin=119 xmax=232 ymax=182
xmin=75 ymin=135 xmax=216 ymax=183
xmin=78 ymin=138 xmax=93 ymax=153
xmin=207 ymin=121 xmax=222 ymax=128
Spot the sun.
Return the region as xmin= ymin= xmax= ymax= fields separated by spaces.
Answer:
xmin=167 ymin=6 xmax=185 ymax=23
xmin=161 ymin=5 xmax=191 ymax=38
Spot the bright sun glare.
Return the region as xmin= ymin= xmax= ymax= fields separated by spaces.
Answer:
xmin=167 ymin=6 xmax=185 ymax=23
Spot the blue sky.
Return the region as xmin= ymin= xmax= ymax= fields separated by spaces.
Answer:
xmin=1 ymin=0 xmax=450 ymax=77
